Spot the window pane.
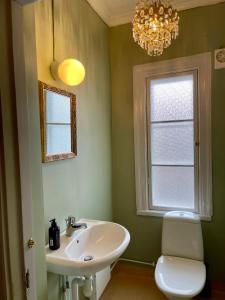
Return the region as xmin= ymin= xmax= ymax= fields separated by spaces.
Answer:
xmin=150 ymin=74 xmax=194 ymax=122
xmin=151 ymin=121 xmax=194 ymax=165
xmin=47 ymin=125 xmax=71 ymax=155
xmin=46 ymin=90 xmax=71 ymax=123
xmin=151 ymin=166 xmax=195 ymax=209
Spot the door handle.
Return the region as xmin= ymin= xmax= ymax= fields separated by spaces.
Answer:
xmin=27 ymin=238 xmax=35 ymax=249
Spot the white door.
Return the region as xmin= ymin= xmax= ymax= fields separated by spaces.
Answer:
xmin=11 ymin=3 xmax=36 ymax=299
xmin=11 ymin=1 xmax=43 ymax=299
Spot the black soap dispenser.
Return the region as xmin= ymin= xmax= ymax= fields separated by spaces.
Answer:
xmin=49 ymin=219 xmax=60 ymax=250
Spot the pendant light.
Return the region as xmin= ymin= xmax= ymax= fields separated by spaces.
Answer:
xmin=50 ymin=0 xmax=85 ymax=86
xmin=133 ymin=0 xmax=180 ymax=56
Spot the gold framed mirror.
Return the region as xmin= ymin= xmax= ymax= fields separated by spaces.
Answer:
xmin=39 ymin=81 xmax=77 ymax=163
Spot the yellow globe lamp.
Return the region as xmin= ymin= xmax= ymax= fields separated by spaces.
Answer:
xmin=58 ymin=59 xmax=85 ymax=86
xmin=50 ymin=59 xmax=85 ymax=86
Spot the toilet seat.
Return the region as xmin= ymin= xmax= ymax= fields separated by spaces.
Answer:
xmin=155 ymin=255 xmax=206 ymax=298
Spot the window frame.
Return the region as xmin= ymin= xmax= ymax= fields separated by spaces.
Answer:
xmin=133 ymin=53 xmax=212 ymax=220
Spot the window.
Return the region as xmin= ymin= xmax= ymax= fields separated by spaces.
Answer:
xmin=149 ymin=73 xmax=197 ymax=211
xmin=133 ymin=53 xmax=212 ymax=220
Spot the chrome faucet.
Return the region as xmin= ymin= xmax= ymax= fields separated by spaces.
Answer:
xmin=65 ymin=216 xmax=87 ymax=237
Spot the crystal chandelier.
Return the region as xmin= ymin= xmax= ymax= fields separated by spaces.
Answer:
xmin=132 ymin=0 xmax=180 ymax=56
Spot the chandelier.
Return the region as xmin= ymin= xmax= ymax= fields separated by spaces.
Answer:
xmin=132 ymin=0 xmax=180 ymax=56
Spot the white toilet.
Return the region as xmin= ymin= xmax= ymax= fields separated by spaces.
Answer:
xmin=155 ymin=211 xmax=206 ymax=300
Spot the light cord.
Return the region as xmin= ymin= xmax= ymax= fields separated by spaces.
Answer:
xmin=51 ymin=0 xmax=55 ymax=61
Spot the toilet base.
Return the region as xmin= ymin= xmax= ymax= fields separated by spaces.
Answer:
xmin=155 ymin=256 xmax=206 ymax=300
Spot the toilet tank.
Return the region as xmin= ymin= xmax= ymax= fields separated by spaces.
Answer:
xmin=162 ymin=211 xmax=204 ymax=261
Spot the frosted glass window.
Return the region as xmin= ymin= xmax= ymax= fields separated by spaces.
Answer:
xmin=149 ymin=73 xmax=197 ymax=211
xmin=150 ymin=75 xmax=194 ymax=122
xmin=151 ymin=166 xmax=195 ymax=209
xmin=47 ymin=125 xmax=71 ymax=155
xmin=46 ymin=91 xmax=71 ymax=123
xmin=151 ymin=121 xmax=194 ymax=165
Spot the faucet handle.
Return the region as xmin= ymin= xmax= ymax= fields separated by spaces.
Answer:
xmin=65 ymin=216 xmax=76 ymax=226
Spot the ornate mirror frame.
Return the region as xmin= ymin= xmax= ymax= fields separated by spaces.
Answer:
xmin=39 ymin=81 xmax=77 ymax=163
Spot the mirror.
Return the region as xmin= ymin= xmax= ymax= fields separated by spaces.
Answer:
xmin=39 ymin=81 xmax=77 ymax=162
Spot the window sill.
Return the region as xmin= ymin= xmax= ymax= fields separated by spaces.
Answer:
xmin=137 ymin=210 xmax=212 ymax=222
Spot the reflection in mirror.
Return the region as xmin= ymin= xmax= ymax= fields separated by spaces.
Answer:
xmin=39 ymin=82 xmax=77 ymax=162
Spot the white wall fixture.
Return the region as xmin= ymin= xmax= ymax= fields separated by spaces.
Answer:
xmin=46 ymin=219 xmax=130 ymax=276
xmin=214 ymin=48 xmax=225 ymax=69
xmin=46 ymin=219 xmax=130 ymax=300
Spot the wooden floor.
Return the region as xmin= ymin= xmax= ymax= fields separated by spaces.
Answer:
xmin=100 ymin=261 xmax=225 ymax=300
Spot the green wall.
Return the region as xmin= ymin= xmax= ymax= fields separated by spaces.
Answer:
xmin=33 ymin=1 xmax=225 ymax=298
xmin=35 ymin=0 xmax=112 ymax=298
xmin=110 ymin=3 xmax=225 ymax=281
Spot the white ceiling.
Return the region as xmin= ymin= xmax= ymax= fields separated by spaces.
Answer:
xmin=87 ymin=0 xmax=225 ymax=27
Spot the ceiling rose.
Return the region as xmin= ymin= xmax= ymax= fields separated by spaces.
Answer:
xmin=132 ymin=0 xmax=180 ymax=56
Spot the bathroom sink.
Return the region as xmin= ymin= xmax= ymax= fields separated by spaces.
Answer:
xmin=46 ymin=219 xmax=130 ymax=276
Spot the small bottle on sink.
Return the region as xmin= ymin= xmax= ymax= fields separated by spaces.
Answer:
xmin=49 ymin=219 xmax=60 ymax=250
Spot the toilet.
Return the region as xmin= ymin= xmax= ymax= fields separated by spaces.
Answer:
xmin=155 ymin=211 xmax=206 ymax=300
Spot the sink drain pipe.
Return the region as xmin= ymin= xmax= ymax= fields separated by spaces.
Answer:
xmin=60 ymin=275 xmax=70 ymax=300
xmin=71 ymin=275 xmax=94 ymax=299
xmin=82 ymin=276 xmax=94 ymax=298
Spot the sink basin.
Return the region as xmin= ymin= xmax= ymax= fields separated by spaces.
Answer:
xmin=46 ymin=219 xmax=130 ymax=276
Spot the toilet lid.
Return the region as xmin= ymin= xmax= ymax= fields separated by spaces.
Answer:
xmin=155 ymin=256 xmax=206 ymax=297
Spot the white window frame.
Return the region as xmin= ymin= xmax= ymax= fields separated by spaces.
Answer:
xmin=133 ymin=53 xmax=212 ymax=221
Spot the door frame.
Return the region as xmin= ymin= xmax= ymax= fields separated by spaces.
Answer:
xmin=0 ymin=94 xmax=12 ymax=300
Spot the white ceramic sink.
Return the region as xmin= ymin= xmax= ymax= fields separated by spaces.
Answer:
xmin=46 ymin=219 xmax=130 ymax=276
